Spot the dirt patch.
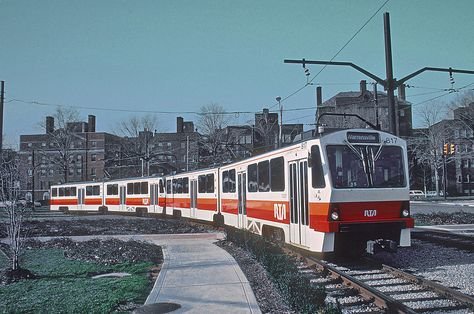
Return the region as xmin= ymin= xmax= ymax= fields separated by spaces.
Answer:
xmin=24 ymin=238 xmax=163 ymax=265
xmin=0 ymin=216 xmax=210 ymax=238
xmin=217 ymin=240 xmax=295 ymax=314
xmin=0 ymin=267 xmax=36 ymax=285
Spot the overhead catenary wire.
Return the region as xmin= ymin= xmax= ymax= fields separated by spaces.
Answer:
xmin=268 ymin=0 xmax=391 ymax=110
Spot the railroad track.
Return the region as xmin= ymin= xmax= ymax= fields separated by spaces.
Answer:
xmin=287 ymin=248 xmax=474 ymax=313
xmin=412 ymin=230 xmax=474 ymax=252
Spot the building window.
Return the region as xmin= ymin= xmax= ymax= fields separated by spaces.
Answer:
xmin=27 ymin=156 xmax=32 ymax=162
xmin=158 ymin=142 xmax=163 ymax=147
xmin=77 ymin=168 xmax=82 ymax=175
xmin=49 ymin=169 xmax=54 ymax=176
xmin=91 ymin=141 xmax=97 ymax=148
xmin=27 ymin=169 xmax=33 ymax=176
xmin=167 ymin=142 xmax=172 ymax=147
xmin=91 ymin=154 xmax=97 ymax=161
xmin=91 ymin=168 xmax=96 ymax=176
xmin=77 ymin=155 xmax=82 ymax=161
xmin=399 ymin=109 xmax=405 ymax=117
xmin=41 ymin=169 xmax=46 ymax=176
xmin=68 ymin=168 xmax=74 ymax=175
xmin=27 ymin=143 xmax=32 ymax=147
xmin=42 ymin=142 xmax=46 ymax=147
xmin=455 ymin=130 xmax=460 ymax=138
xmin=181 ymin=142 xmax=186 ymax=149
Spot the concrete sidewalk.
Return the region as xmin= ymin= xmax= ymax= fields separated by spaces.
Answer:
xmin=141 ymin=233 xmax=261 ymax=313
xmin=12 ymin=233 xmax=261 ymax=313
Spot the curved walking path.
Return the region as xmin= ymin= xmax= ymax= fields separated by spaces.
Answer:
xmin=6 ymin=233 xmax=261 ymax=313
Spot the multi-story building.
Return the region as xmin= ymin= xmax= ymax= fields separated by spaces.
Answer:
xmin=317 ymin=80 xmax=412 ymax=138
xmin=411 ymin=103 xmax=474 ymax=196
xmin=19 ymin=115 xmax=122 ymax=202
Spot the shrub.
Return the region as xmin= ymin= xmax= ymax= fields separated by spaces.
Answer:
xmin=225 ymin=227 xmax=327 ymax=313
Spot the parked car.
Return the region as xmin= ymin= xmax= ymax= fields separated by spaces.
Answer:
xmin=409 ymin=190 xmax=425 ymax=199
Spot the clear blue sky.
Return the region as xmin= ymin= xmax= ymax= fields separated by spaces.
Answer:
xmin=1 ymin=0 xmax=473 ymax=147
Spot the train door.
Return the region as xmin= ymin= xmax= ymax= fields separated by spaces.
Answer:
xmin=237 ymin=172 xmax=247 ymax=229
xmin=158 ymin=179 xmax=166 ymax=214
xmin=119 ymin=185 xmax=126 ymax=211
xmin=77 ymin=187 xmax=85 ymax=210
xmin=289 ymin=159 xmax=309 ymax=247
xmin=150 ymin=183 xmax=158 ymax=213
xmin=190 ymin=179 xmax=198 ymax=218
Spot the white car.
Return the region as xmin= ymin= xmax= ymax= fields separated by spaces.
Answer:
xmin=409 ymin=190 xmax=425 ymax=199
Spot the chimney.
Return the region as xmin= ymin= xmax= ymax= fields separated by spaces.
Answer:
xmin=87 ymin=115 xmax=96 ymax=132
xmin=46 ymin=116 xmax=54 ymax=134
xmin=360 ymin=80 xmax=367 ymax=95
xmin=398 ymin=84 xmax=406 ymax=101
xmin=316 ymin=86 xmax=322 ymax=107
xmin=177 ymin=117 xmax=184 ymax=133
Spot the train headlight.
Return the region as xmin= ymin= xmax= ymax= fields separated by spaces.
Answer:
xmin=400 ymin=201 xmax=410 ymax=218
xmin=330 ymin=211 xmax=339 ymax=221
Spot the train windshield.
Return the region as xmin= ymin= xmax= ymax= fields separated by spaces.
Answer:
xmin=326 ymin=145 xmax=406 ymax=188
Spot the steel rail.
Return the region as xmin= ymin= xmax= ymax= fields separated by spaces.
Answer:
xmin=382 ymin=263 xmax=474 ymax=308
xmin=304 ymin=255 xmax=417 ymax=314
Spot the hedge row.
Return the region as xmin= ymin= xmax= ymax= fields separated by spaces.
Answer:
xmin=225 ymin=227 xmax=336 ymax=313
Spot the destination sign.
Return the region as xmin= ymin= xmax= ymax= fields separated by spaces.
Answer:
xmin=346 ymin=132 xmax=380 ymax=143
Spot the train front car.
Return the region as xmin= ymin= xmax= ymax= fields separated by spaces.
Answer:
xmin=308 ymin=129 xmax=414 ymax=254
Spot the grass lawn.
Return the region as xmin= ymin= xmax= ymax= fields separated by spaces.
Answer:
xmin=0 ymin=248 xmax=155 ymax=313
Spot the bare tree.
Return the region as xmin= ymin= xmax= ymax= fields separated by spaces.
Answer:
xmin=410 ymin=102 xmax=452 ymax=195
xmin=115 ymin=115 xmax=161 ymax=177
xmin=0 ymin=152 xmax=31 ymax=276
xmin=197 ymin=103 xmax=231 ymax=164
xmin=39 ymin=107 xmax=81 ymax=183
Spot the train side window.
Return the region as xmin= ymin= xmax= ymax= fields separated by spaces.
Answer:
xmin=229 ymin=169 xmax=236 ymax=193
xmin=248 ymin=164 xmax=258 ymax=192
xmin=159 ymin=180 xmax=164 ymax=193
xmin=133 ymin=182 xmax=140 ymax=194
xmin=206 ymin=174 xmax=214 ymax=193
xmin=172 ymin=179 xmax=177 ymax=194
xmin=222 ymin=171 xmax=229 ymax=193
xmin=166 ymin=180 xmax=172 ymax=194
xmin=59 ymin=188 xmax=65 ymax=197
xmin=258 ymin=160 xmax=270 ymax=192
xmin=65 ymin=187 xmax=71 ymax=197
xmin=270 ymin=157 xmax=285 ymax=191
xmin=71 ymin=187 xmax=77 ymax=196
xmin=107 ymin=184 xmax=113 ymax=195
xmin=93 ymin=185 xmax=100 ymax=196
xmin=127 ymin=183 xmax=134 ymax=195
xmin=182 ymin=177 xmax=189 ymax=193
xmin=86 ymin=186 xmax=93 ymax=196
xmin=198 ymin=175 xmax=206 ymax=193
xmin=141 ymin=182 xmax=148 ymax=194
xmin=176 ymin=179 xmax=183 ymax=194
xmin=311 ymin=145 xmax=326 ymax=188
xmin=52 ymin=188 xmax=58 ymax=197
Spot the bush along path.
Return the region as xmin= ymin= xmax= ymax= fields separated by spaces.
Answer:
xmin=221 ymin=227 xmax=338 ymax=314
xmin=0 ymin=238 xmax=163 ymax=313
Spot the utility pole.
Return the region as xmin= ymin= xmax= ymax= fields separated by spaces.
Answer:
xmin=31 ymin=150 xmax=35 ymax=210
xmin=0 ymin=81 xmax=4 ymax=151
xmin=186 ymin=135 xmax=189 ymax=171
xmin=276 ymin=96 xmax=282 ymax=147
xmin=284 ymin=12 xmax=474 ymax=136
xmin=373 ymin=83 xmax=380 ymax=129
xmin=383 ymin=13 xmax=397 ymax=135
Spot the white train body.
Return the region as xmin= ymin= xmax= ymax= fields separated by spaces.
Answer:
xmin=50 ymin=129 xmax=414 ymax=253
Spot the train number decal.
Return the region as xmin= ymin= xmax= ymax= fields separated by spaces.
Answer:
xmin=274 ymin=204 xmax=287 ymax=221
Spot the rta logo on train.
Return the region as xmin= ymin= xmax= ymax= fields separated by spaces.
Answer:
xmin=274 ymin=204 xmax=286 ymax=220
xmin=364 ymin=209 xmax=377 ymax=217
